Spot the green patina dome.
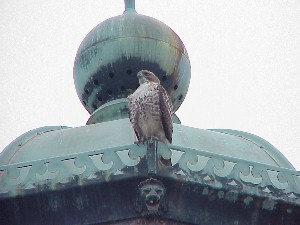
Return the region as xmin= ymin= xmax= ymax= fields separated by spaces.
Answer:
xmin=73 ymin=3 xmax=191 ymax=114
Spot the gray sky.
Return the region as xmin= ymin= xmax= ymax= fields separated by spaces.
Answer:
xmin=0 ymin=0 xmax=299 ymax=169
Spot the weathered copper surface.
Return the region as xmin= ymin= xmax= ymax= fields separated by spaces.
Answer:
xmin=0 ymin=141 xmax=299 ymax=224
xmin=0 ymin=119 xmax=294 ymax=169
xmin=73 ymin=7 xmax=191 ymax=114
xmin=1 ymin=1 xmax=299 ymax=224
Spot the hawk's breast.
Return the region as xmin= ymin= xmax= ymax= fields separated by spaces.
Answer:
xmin=128 ymin=81 xmax=172 ymax=143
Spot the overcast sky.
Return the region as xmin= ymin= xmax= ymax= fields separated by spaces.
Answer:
xmin=0 ymin=0 xmax=299 ymax=169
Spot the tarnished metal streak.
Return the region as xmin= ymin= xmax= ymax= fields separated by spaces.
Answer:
xmin=80 ymin=36 xmax=187 ymax=60
xmin=0 ymin=142 xmax=299 ymax=206
xmin=75 ymin=14 xmax=188 ymax=59
xmin=73 ymin=12 xmax=191 ymax=114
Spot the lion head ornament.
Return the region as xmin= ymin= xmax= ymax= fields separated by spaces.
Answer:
xmin=135 ymin=178 xmax=168 ymax=217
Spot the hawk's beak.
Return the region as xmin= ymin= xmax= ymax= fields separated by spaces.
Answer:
xmin=137 ymin=73 xmax=142 ymax=78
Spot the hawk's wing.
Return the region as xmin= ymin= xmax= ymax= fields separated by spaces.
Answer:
xmin=127 ymin=94 xmax=141 ymax=141
xmin=158 ymin=84 xmax=173 ymax=144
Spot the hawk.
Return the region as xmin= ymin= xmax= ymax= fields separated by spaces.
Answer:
xmin=128 ymin=70 xmax=173 ymax=144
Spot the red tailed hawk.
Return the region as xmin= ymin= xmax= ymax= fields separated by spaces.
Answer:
xmin=128 ymin=70 xmax=173 ymax=144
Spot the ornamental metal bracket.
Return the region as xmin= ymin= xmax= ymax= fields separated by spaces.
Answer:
xmin=146 ymin=141 xmax=172 ymax=175
xmin=146 ymin=141 xmax=157 ymax=175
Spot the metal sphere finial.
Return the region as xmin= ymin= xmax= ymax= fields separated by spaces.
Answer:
xmin=73 ymin=1 xmax=191 ymax=115
xmin=124 ymin=0 xmax=136 ymax=14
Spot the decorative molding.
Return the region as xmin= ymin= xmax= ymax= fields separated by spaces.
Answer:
xmin=0 ymin=142 xmax=299 ymax=206
xmin=0 ymin=144 xmax=146 ymax=197
xmin=163 ymin=143 xmax=300 ymax=205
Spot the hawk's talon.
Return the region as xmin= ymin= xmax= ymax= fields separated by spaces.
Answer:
xmin=134 ymin=140 xmax=144 ymax=146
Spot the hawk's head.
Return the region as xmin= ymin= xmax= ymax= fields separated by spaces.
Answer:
xmin=137 ymin=70 xmax=160 ymax=85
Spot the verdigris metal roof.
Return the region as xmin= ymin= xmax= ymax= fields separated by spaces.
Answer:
xmin=0 ymin=119 xmax=293 ymax=168
xmin=1 ymin=119 xmax=299 ymax=224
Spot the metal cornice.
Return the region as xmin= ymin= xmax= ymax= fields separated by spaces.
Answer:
xmin=0 ymin=142 xmax=299 ymax=206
